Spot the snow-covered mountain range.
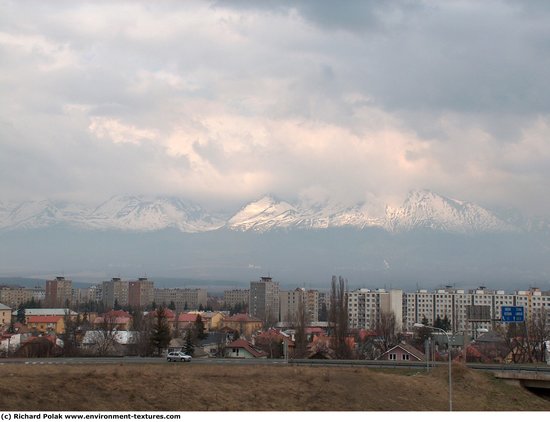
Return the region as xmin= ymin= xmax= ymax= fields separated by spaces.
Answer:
xmin=0 ymin=191 xmax=530 ymax=234
xmin=0 ymin=196 xmax=224 ymax=233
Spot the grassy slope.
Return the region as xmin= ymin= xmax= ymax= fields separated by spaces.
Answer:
xmin=0 ymin=363 xmax=549 ymax=411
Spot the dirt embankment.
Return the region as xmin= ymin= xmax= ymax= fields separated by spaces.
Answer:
xmin=0 ymin=363 xmax=549 ymax=411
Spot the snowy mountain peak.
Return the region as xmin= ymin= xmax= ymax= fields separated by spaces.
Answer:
xmin=385 ymin=190 xmax=516 ymax=233
xmin=228 ymin=196 xmax=298 ymax=231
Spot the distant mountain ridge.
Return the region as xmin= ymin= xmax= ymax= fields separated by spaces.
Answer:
xmin=0 ymin=191 xmax=532 ymax=234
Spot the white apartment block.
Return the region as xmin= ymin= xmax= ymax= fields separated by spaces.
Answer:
xmin=102 ymin=278 xmax=129 ymax=309
xmin=403 ymin=286 xmax=550 ymax=335
xmin=223 ymin=289 xmax=250 ymax=308
xmin=348 ymin=288 xmax=403 ymax=331
xmin=0 ymin=286 xmax=35 ymax=308
xmin=154 ymin=288 xmax=207 ymax=312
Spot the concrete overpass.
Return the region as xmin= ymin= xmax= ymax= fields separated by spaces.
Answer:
xmin=494 ymin=370 xmax=550 ymax=390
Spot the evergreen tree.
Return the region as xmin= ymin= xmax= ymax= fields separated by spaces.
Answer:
xmin=150 ymin=306 xmax=172 ymax=356
xmin=185 ymin=328 xmax=195 ymax=356
xmin=414 ymin=316 xmax=433 ymax=352
xmin=193 ymin=314 xmax=208 ymax=340
xmin=168 ymin=301 xmax=176 ymax=311
xmin=16 ymin=307 xmax=26 ymax=324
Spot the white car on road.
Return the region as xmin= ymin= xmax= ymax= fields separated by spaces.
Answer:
xmin=166 ymin=351 xmax=192 ymax=362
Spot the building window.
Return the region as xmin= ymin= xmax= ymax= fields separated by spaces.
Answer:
xmin=402 ymin=354 xmax=410 ymax=360
xmin=389 ymin=353 xmax=397 ymax=360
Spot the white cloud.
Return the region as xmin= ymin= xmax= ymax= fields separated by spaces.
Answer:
xmin=88 ymin=117 xmax=158 ymax=145
xmin=1 ymin=1 xmax=550 ymax=216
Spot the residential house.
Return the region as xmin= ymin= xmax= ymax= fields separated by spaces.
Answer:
xmin=0 ymin=303 xmax=11 ymax=328
xmin=221 ymin=313 xmax=262 ymax=338
xmin=14 ymin=335 xmax=62 ymax=358
xmin=224 ymin=339 xmax=267 ymax=359
xmin=176 ymin=312 xmax=200 ymax=335
xmin=254 ymin=328 xmax=294 ymax=358
xmin=26 ymin=315 xmax=65 ymax=335
xmin=13 ymin=308 xmax=78 ymax=323
xmin=197 ymin=332 xmax=231 ymax=357
xmin=93 ymin=310 xmax=132 ymax=331
xmin=378 ymin=342 xmax=426 ymax=362
xmin=0 ymin=333 xmax=29 ymax=356
xmin=307 ymin=334 xmax=335 ymax=359
xmin=81 ymin=330 xmax=138 ymax=356
xmin=189 ymin=311 xmax=225 ymax=331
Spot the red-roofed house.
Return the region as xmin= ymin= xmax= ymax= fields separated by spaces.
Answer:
xmin=175 ymin=312 xmax=199 ymax=333
xmin=14 ymin=335 xmax=62 ymax=358
xmin=224 ymin=339 xmax=267 ymax=359
xmin=187 ymin=311 xmax=225 ymax=331
xmin=26 ymin=315 xmax=65 ymax=335
xmin=254 ymin=328 xmax=295 ymax=358
xmin=93 ymin=312 xmax=132 ymax=331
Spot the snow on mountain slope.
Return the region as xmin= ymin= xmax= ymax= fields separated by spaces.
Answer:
xmin=0 ymin=196 xmax=224 ymax=233
xmin=228 ymin=196 xmax=299 ymax=231
xmin=0 ymin=191 xmax=532 ymax=234
xmin=385 ymin=190 xmax=517 ymax=233
xmin=86 ymin=195 xmax=224 ymax=232
xmin=227 ymin=196 xmax=383 ymax=232
xmin=0 ymin=200 xmax=84 ymax=229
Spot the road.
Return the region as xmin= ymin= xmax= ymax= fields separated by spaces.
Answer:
xmin=1 ymin=356 xmax=550 ymax=373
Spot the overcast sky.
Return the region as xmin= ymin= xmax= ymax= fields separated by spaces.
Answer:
xmin=2 ymin=0 xmax=550 ymax=215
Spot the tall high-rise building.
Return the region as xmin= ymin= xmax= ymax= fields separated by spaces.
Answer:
xmin=102 ymin=278 xmax=129 ymax=309
xmin=129 ymin=277 xmax=155 ymax=309
xmin=45 ymin=276 xmax=73 ymax=308
xmin=347 ymin=288 xmax=403 ymax=331
xmin=279 ymin=288 xmax=319 ymax=324
xmin=249 ymin=276 xmax=280 ymax=324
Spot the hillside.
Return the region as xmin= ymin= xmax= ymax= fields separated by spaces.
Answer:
xmin=0 ymin=363 xmax=548 ymax=411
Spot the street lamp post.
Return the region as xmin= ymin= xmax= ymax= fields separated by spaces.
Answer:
xmin=414 ymin=322 xmax=452 ymax=411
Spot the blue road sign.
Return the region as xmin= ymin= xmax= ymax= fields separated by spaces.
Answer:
xmin=501 ymin=306 xmax=525 ymax=322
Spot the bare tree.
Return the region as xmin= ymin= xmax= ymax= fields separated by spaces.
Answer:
xmin=376 ymin=311 xmax=399 ymax=354
xmin=329 ymin=276 xmax=352 ymax=359
xmin=90 ymin=313 xmax=120 ymax=356
xmin=62 ymin=311 xmax=80 ymax=357
xmin=132 ymin=309 xmax=153 ymax=356
xmin=499 ymin=311 xmax=550 ymax=364
xmin=499 ymin=322 xmax=527 ymax=363
xmin=528 ymin=308 xmax=550 ymax=362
